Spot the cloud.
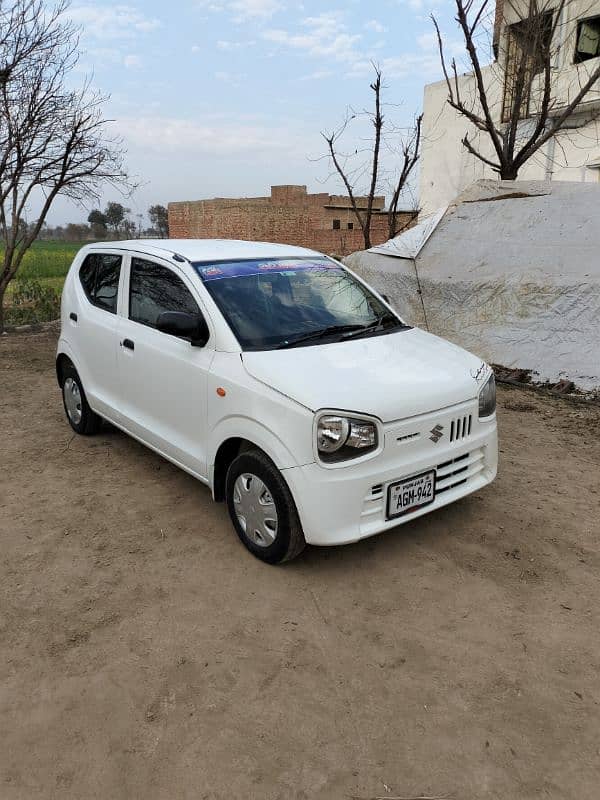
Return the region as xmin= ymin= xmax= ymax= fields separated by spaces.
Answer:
xmin=261 ymin=10 xmax=453 ymax=81
xmin=299 ymin=69 xmax=334 ymax=81
xmin=116 ymin=115 xmax=306 ymax=159
xmin=345 ymin=21 xmax=464 ymax=82
xmin=214 ymin=70 xmax=247 ymax=86
xmin=69 ymin=5 xmax=161 ymax=39
xmin=365 ymin=20 xmax=387 ymax=34
xmin=217 ymin=39 xmax=256 ymax=50
xmin=123 ymin=53 xmax=142 ymax=68
xmin=397 ymin=0 xmax=440 ymax=10
xmin=263 ymin=12 xmax=361 ymax=63
xmin=197 ymin=0 xmax=282 ymax=21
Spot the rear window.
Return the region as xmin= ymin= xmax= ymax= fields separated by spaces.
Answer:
xmin=79 ymin=253 xmax=122 ymax=314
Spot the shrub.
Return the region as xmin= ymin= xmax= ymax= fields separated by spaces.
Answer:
xmin=5 ymin=278 xmax=61 ymax=326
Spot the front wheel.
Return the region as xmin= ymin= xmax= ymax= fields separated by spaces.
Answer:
xmin=225 ymin=450 xmax=306 ymax=564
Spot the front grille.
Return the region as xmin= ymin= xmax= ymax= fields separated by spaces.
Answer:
xmin=436 ymin=449 xmax=484 ymax=494
xmin=449 ymin=414 xmax=472 ymax=442
xmin=360 ymin=443 xmax=486 ymax=534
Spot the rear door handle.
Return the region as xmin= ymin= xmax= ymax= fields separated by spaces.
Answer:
xmin=121 ymin=338 xmax=135 ymax=351
xmin=69 ymin=312 xmax=78 ymax=322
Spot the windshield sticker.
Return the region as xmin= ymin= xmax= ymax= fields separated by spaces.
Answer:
xmin=195 ymin=259 xmax=339 ymax=282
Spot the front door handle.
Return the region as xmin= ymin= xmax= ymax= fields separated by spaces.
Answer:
xmin=121 ymin=338 xmax=135 ymax=351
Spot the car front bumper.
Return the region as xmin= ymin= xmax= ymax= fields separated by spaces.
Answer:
xmin=284 ymin=400 xmax=498 ymax=546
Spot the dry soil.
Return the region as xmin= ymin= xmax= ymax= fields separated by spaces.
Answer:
xmin=1 ymin=327 xmax=599 ymax=800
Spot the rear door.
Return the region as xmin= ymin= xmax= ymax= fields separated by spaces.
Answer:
xmin=72 ymin=250 xmax=124 ymax=420
xmin=116 ymin=255 xmax=215 ymax=479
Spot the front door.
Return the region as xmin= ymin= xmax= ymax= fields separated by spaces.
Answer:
xmin=116 ymin=256 xmax=214 ymax=479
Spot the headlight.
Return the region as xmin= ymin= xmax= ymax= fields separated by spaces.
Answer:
xmin=478 ymin=372 xmax=496 ymax=419
xmin=316 ymin=414 xmax=378 ymax=462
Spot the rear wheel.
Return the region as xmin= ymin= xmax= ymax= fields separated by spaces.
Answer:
xmin=225 ymin=450 xmax=305 ymax=564
xmin=61 ymin=364 xmax=102 ymax=435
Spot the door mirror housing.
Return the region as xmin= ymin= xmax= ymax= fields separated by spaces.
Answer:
xmin=156 ymin=311 xmax=210 ymax=347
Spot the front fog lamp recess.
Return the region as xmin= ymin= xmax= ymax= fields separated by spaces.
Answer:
xmin=317 ymin=415 xmax=377 ymax=461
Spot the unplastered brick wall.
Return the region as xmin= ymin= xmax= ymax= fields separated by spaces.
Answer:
xmin=168 ymin=185 xmax=415 ymax=256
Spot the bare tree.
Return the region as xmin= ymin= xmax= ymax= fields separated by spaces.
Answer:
xmin=0 ymin=0 xmax=131 ymax=331
xmin=322 ymin=66 xmax=422 ymax=249
xmin=322 ymin=66 xmax=384 ymax=250
xmin=387 ymin=114 xmax=423 ymax=238
xmin=433 ymin=0 xmax=600 ymax=181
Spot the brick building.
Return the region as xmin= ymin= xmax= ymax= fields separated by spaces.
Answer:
xmin=168 ymin=185 xmax=415 ymax=256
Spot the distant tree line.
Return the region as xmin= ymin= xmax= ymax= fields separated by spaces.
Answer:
xmin=36 ymin=203 xmax=169 ymax=242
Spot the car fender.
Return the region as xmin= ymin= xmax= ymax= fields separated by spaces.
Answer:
xmin=208 ymin=414 xmax=312 ymax=488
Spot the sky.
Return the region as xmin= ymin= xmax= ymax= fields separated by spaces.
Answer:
xmin=44 ymin=0 xmax=463 ymax=226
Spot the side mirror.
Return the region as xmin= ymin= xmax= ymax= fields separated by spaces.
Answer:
xmin=157 ymin=311 xmax=210 ymax=347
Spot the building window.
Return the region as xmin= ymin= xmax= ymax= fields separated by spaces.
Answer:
xmin=347 ymin=222 xmax=354 ymax=230
xmin=575 ymin=17 xmax=600 ymax=63
xmin=332 ymin=219 xmax=341 ymax=230
xmin=502 ymin=10 xmax=554 ymax=122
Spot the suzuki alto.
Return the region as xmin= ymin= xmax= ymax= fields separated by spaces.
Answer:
xmin=56 ymin=239 xmax=498 ymax=563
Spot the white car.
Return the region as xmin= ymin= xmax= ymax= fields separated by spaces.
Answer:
xmin=56 ymin=239 xmax=498 ymax=563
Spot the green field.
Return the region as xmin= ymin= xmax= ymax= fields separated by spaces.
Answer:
xmin=3 ymin=241 xmax=82 ymax=325
xmin=9 ymin=240 xmax=82 ymax=293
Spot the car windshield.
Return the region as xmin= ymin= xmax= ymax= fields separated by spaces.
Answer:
xmin=194 ymin=257 xmax=407 ymax=351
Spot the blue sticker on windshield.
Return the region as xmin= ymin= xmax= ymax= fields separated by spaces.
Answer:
xmin=195 ymin=259 xmax=339 ymax=282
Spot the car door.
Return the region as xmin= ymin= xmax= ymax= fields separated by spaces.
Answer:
xmin=72 ymin=250 xmax=124 ymax=421
xmin=116 ymin=255 xmax=215 ymax=479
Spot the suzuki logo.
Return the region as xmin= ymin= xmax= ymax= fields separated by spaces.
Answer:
xmin=429 ymin=424 xmax=444 ymax=444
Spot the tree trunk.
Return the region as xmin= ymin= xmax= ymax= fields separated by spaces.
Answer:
xmin=363 ymin=230 xmax=371 ymax=250
xmin=0 ymin=285 xmax=6 ymax=334
xmin=499 ymin=164 xmax=519 ymax=180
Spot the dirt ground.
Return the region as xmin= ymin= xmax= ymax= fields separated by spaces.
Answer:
xmin=1 ymin=327 xmax=599 ymax=800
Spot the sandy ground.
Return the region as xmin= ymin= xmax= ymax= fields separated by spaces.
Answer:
xmin=1 ymin=327 xmax=599 ymax=800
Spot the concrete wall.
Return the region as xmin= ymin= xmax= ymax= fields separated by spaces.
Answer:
xmin=420 ymin=0 xmax=600 ymax=216
xmin=169 ymin=185 xmax=415 ymax=256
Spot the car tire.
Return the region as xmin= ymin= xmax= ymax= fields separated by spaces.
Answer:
xmin=61 ymin=364 xmax=102 ymax=436
xmin=225 ymin=449 xmax=306 ymax=564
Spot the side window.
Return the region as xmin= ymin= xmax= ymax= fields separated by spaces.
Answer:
xmin=95 ymin=255 xmax=121 ymax=313
xmin=79 ymin=254 xmax=97 ymax=303
xmin=129 ymin=258 xmax=199 ymax=331
xmin=79 ymin=253 xmax=122 ymax=314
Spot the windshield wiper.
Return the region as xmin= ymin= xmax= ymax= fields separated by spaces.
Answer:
xmin=341 ymin=314 xmax=410 ymax=339
xmin=276 ymin=324 xmax=366 ymax=349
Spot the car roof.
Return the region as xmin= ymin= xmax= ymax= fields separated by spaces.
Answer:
xmin=84 ymin=239 xmax=325 ymax=263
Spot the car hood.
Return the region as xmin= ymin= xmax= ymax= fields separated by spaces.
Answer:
xmin=241 ymin=328 xmax=488 ymax=422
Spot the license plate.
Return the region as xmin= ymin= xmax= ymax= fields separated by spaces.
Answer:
xmin=387 ymin=469 xmax=436 ymax=519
